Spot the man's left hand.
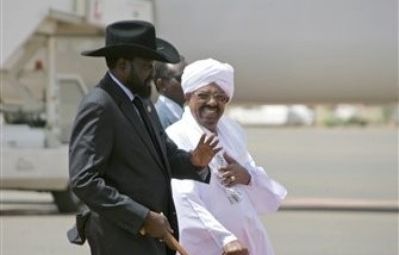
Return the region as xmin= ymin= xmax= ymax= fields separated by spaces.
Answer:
xmin=191 ymin=134 xmax=222 ymax=168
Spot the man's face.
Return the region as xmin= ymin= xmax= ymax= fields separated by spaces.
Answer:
xmin=187 ymin=83 xmax=229 ymax=132
xmin=126 ymin=57 xmax=154 ymax=98
xmin=159 ymin=62 xmax=186 ymax=105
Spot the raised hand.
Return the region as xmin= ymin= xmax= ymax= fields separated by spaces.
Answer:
xmin=219 ymin=153 xmax=251 ymax=187
xmin=191 ymin=134 xmax=222 ymax=168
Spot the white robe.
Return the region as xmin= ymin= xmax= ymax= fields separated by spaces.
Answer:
xmin=166 ymin=107 xmax=287 ymax=255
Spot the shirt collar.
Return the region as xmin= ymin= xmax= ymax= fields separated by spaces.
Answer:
xmin=108 ymin=71 xmax=135 ymax=101
xmin=158 ymin=95 xmax=184 ymax=118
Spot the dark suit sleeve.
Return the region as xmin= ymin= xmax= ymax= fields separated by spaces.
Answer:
xmin=69 ymin=101 xmax=149 ymax=235
xmin=163 ymin=134 xmax=209 ymax=183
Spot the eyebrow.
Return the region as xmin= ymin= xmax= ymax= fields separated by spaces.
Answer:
xmin=196 ymin=90 xmax=226 ymax=95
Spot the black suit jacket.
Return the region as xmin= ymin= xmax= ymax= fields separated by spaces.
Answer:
xmin=69 ymin=73 xmax=205 ymax=255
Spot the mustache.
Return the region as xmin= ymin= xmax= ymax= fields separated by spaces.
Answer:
xmin=200 ymin=105 xmax=219 ymax=111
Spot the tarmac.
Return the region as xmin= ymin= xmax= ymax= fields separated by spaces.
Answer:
xmin=1 ymin=127 xmax=398 ymax=255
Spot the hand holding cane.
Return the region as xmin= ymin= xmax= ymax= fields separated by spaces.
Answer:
xmin=140 ymin=212 xmax=190 ymax=255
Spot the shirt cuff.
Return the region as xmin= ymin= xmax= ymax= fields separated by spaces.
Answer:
xmin=222 ymin=235 xmax=238 ymax=247
xmin=197 ymin=166 xmax=210 ymax=181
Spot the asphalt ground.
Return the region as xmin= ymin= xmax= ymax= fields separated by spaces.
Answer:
xmin=1 ymin=127 xmax=398 ymax=255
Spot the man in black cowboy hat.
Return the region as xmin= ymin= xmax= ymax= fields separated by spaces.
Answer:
xmin=68 ymin=20 xmax=220 ymax=255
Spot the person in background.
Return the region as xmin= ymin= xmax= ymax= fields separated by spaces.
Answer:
xmin=166 ymin=58 xmax=287 ymax=255
xmin=68 ymin=21 xmax=220 ymax=255
xmin=153 ymin=55 xmax=187 ymax=128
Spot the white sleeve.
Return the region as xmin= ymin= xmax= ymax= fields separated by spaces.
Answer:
xmin=242 ymin=153 xmax=288 ymax=214
xmin=171 ymin=179 xmax=237 ymax=251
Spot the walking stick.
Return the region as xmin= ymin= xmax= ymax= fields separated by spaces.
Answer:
xmin=140 ymin=227 xmax=190 ymax=255
xmin=164 ymin=232 xmax=190 ymax=255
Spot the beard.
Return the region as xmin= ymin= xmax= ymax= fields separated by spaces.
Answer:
xmin=132 ymin=78 xmax=152 ymax=98
xmin=126 ymin=67 xmax=152 ymax=99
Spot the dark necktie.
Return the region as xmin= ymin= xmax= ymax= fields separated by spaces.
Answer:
xmin=132 ymin=97 xmax=164 ymax=159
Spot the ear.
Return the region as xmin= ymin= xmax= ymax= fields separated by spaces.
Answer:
xmin=154 ymin=78 xmax=163 ymax=87
xmin=184 ymin=93 xmax=192 ymax=101
xmin=155 ymin=78 xmax=166 ymax=92
xmin=116 ymin=58 xmax=134 ymax=82
xmin=116 ymin=58 xmax=129 ymax=71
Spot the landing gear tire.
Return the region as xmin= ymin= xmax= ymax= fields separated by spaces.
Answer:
xmin=52 ymin=187 xmax=80 ymax=213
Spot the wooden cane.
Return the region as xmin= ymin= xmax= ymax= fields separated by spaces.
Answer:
xmin=164 ymin=232 xmax=190 ymax=255
xmin=139 ymin=228 xmax=190 ymax=255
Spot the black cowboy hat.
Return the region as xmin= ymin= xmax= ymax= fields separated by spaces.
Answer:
xmin=81 ymin=20 xmax=180 ymax=63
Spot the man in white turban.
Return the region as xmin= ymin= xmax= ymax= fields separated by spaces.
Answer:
xmin=166 ymin=58 xmax=287 ymax=255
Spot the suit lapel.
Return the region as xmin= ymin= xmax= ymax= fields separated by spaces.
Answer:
xmin=98 ymin=74 xmax=166 ymax=171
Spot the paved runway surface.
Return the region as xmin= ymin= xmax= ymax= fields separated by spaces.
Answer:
xmin=1 ymin=128 xmax=398 ymax=255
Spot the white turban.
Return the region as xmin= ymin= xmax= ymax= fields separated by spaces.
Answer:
xmin=181 ymin=58 xmax=234 ymax=100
